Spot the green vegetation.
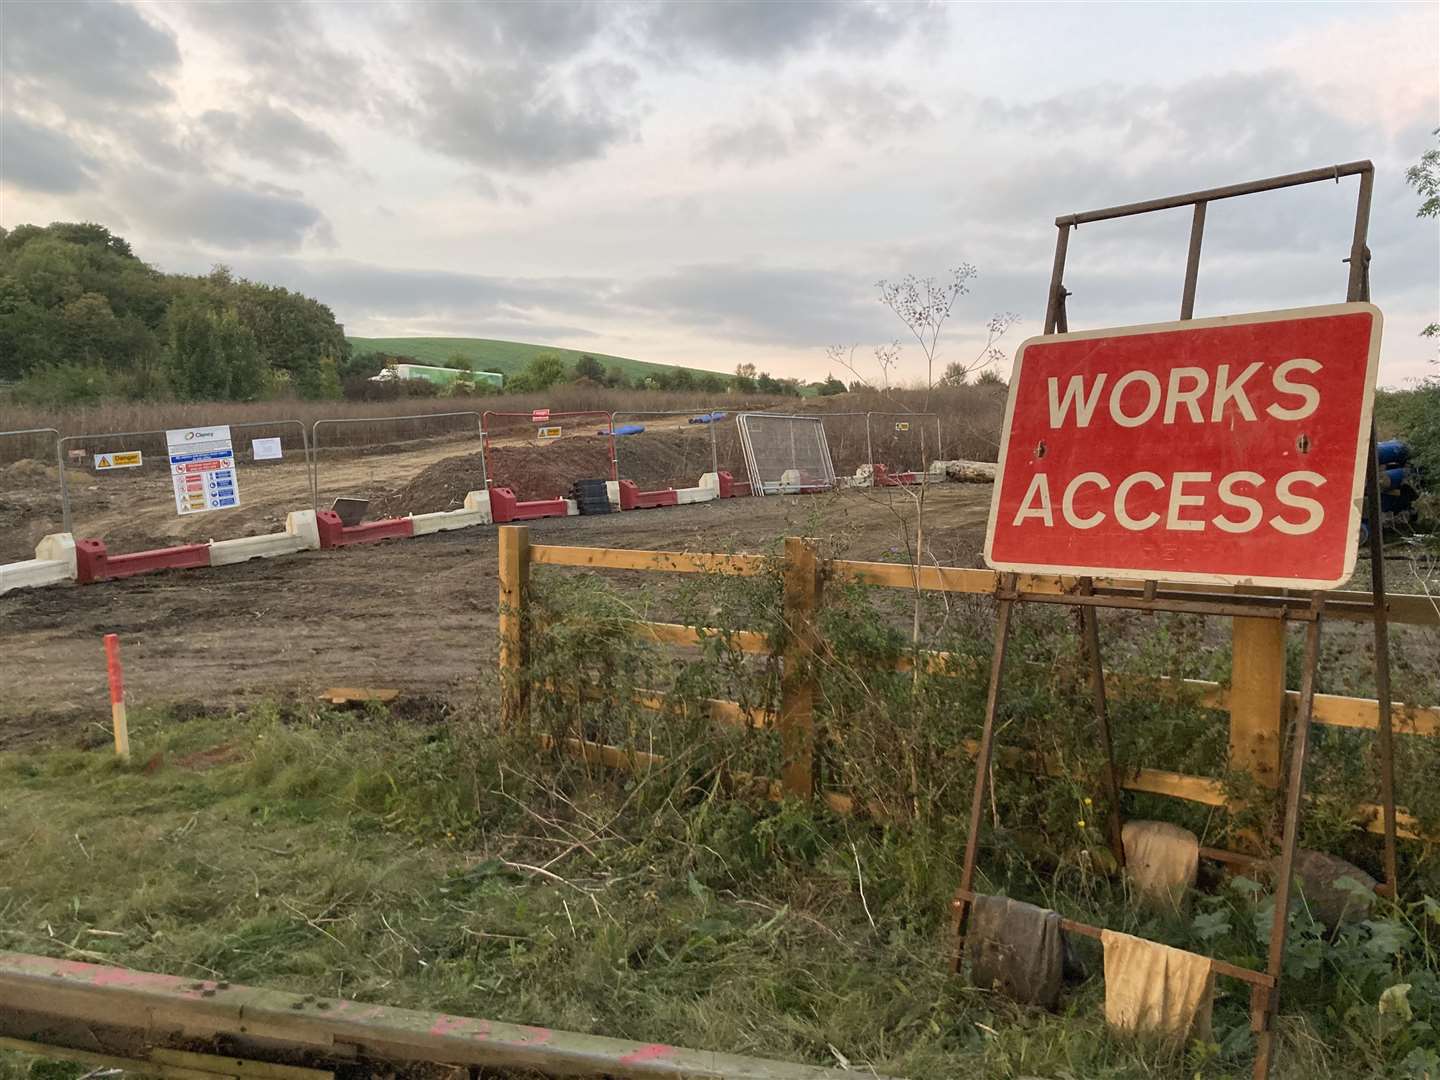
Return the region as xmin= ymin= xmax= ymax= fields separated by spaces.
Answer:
xmin=347 ymin=335 xmax=720 ymax=385
xmin=347 ymin=338 xmax=801 ymax=397
xmin=5 ymin=567 xmax=1435 ymax=1080
xmin=1 ymin=224 xmax=347 ymax=404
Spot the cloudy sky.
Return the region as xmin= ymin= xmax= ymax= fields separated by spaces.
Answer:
xmin=2 ymin=0 xmax=1437 ymax=384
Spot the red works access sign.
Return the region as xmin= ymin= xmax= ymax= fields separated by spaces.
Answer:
xmin=984 ymin=303 xmax=1382 ymax=589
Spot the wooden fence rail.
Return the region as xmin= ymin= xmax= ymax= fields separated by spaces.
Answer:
xmin=498 ymin=526 xmax=1438 ymax=844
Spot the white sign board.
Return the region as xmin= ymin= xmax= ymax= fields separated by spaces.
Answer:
xmin=537 ymin=425 xmax=562 ymax=441
xmin=96 ymin=451 xmax=143 ymax=470
xmin=166 ymin=425 xmax=240 ymax=515
xmin=251 ymin=437 xmax=283 ymax=460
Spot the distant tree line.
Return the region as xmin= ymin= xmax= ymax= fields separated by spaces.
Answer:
xmin=344 ymin=351 xmax=815 ymax=400
xmin=2 ymin=221 xmax=849 ymax=406
xmin=1 ymin=223 xmax=349 ymax=404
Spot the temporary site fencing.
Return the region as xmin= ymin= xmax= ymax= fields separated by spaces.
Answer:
xmin=1 ymin=406 xmax=959 ymax=561
xmin=610 ymin=409 xmax=721 ymax=492
xmin=736 ymin=413 xmax=838 ymax=494
xmin=49 ymin=420 xmax=311 ymax=556
xmin=312 ymin=411 xmax=483 ymax=513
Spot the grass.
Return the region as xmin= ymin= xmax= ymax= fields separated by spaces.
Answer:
xmin=346 ymin=336 xmax=729 ymax=383
xmin=1 ymin=691 xmax=1433 ymax=1080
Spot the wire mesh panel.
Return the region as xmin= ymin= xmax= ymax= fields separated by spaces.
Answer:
xmin=611 ymin=409 xmax=721 ymax=490
xmin=813 ymin=412 xmax=870 ymax=479
xmin=866 ymin=413 xmax=942 ymax=474
xmin=0 ymin=427 xmax=63 ymax=562
xmin=481 ymin=410 xmax=616 ymax=498
xmin=313 ymin=411 xmax=483 ymax=517
xmin=735 ymin=413 xmax=837 ymax=495
xmin=57 ymin=420 xmax=308 ymax=552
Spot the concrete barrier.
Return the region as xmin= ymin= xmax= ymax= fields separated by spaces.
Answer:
xmin=872 ymin=464 xmax=920 ymax=487
xmin=489 ymin=487 xmax=570 ymax=523
xmin=210 ymin=510 xmax=322 ymax=566
xmin=0 ymin=533 xmax=78 ymax=595
xmin=316 ymin=511 xmax=415 ymax=548
xmin=75 ymin=539 xmax=212 ymax=584
xmin=615 ymin=480 xmax=680 ymax=511
xmin=410 ymin=490 xmax=493 ymax=535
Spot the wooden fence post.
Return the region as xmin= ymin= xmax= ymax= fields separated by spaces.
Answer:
xmin=780 ymin=536 xmax=821 ymax=798
xmin=1229 ymin=616 xmax=1286 ymax=789
xmin=499 ymin=525 xmax=532 ymax=734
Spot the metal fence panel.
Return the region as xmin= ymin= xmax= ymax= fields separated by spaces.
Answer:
xmin=56 ymin=420 xmax=309 ymax=552
xmin=735 ymin=413 xmax=837 ymax=495
xmin=481 ymin=410 xmax=616 ymax=497
xmin=0 ymin=427 xmax=62 ymax=563
xmin=610 ymin=408 xmax=721 ymax=491
xmin=312 ymin=411 xmax=484 ymax=517
xmin=865 ymin=412 xmax=942 ymax=474
xmin=812 ymin=412 xmax=870 ymax=479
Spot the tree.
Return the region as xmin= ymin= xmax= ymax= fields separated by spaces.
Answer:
xmin=166 ymin=296 xmax=265 ymax=400
xmin=974 ymin=368 xmax=1007 ymax=388
xmin=573 ymin=353 xmax=605 ymax=382
xmin=1406 ymin=128 xmax=1439 ymax=338
xmin=816 ymin=374 xmax=846 ymax=396
xmin=506 ymin=352 xmax=568 ymax=393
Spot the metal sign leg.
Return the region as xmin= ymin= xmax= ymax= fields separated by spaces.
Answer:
xmin=1364 ymin=426 xmax=1399 ymax=894
xmin=1253 ymin=599 xmax=1324 ymax=1079
xmin=952 ymin=576 xmax=1017 ymax=971
xmin=1078 ymin=578 xmax=1126 ymax=867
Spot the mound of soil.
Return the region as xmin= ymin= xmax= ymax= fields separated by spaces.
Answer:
xmin=370 ymin=429 xmax=729 ymax=516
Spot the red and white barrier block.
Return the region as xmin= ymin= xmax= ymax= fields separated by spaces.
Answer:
xmin=409 ymin=490 xmax=493 ymax=534
xmin=0 ymin=533 xmax=79 ymax=595
xmin=210 ymin=510 xmax=321 ymax=565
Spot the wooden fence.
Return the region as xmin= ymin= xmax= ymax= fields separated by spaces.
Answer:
xmin=497 ymin=525 xmax=1439 ymax=843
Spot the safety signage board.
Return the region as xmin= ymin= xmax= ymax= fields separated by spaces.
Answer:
xmin=895 ymin=422 xmax=910 ymax=432
xmin=251 ymin=437 xmax=283 ymax=460
xmin=166 ymin=425 xmax=240 ymax=516
xmin=537 ymin=425 xmax=562 ymax=441
xmin=95 ymin=451 xmax=142 ymax=470
xmin=984 ymin=303 xmax=1382 ymax=589
xmin=532 ymin=409 xmax=551 ymax=423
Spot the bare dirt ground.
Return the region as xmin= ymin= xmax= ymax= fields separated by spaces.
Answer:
xmin=0 ymin=484 xmax=995 ymax=746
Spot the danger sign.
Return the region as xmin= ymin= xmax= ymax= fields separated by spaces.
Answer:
xmin=531 ymin=409 xmax=551 ymax=423
xmin=95 ymin=451 xmax=142 ymax=470
xmin=984 ymin=303 xmax=1381 ymax=589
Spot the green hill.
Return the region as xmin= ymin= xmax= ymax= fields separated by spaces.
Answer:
xmin=346 ymin=336 xmax=724 ymax=383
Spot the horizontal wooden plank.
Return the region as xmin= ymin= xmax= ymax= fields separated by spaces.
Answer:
xmin=633 ymin=620 xmax=769 ymax=653
xmin=0 ymin=953 xmax=868 ymax=1080
xmin=1306 ymin=693 xmax=1439 ymax=736
xmin=532 ymin=544 xmax=766 ymax=575
xmin=825 ymin=559 xmax=1436 ymax=626
xmin=829 ymin=560 xmax=995 ymax=593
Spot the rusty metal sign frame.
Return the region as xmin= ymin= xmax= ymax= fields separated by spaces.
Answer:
xmin=950 ymin=161 xmax=1396 ymax=1080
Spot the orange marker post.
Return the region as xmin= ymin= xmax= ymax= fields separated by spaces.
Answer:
xmin=104 ymin=633 xmax=129 ymax=761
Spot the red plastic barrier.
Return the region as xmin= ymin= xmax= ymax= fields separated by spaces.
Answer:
xmin=316 ymin=511 xmax=415 ymax=548
xmin=489 ymin=487 xmax=570 ymax=523
xmin=716 ymin=471 xmax=735 ymax=498
xmin=616 ymin=480 xmax=679 ymax=511
xmin=872 ymin=464 xmax=920 ymax=487
xmin=75 ymin=538 xmax=211 ymax=584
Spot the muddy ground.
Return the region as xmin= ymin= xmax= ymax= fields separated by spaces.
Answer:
xmin=0 ymin=483 xmax=995 ymax=746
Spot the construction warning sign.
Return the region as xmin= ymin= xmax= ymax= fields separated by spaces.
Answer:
xmin=166 ymin=425 xmax=240 ymax=516
xmin=95 ymin=451 xmax=142 ymax=470
xmin=895 ymin=422 xmax=911 ymax=432
xmin=537 ymin=425 xmax=562 ymax=441
xmin=984 ymin=303 xmax=1382 ymax=589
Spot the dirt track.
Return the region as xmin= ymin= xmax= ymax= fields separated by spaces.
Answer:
xmin=0 ymin=485 xmax=995 ymax=745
